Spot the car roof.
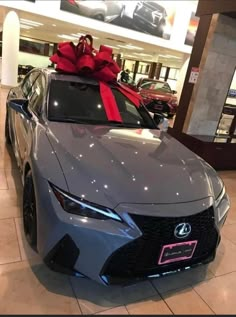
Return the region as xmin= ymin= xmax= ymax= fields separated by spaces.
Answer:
xmin=37 ymin=68 xmax=99 ymax=85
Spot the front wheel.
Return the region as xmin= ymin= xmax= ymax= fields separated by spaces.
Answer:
xmin=23 ymin=170 xmax=37 ymax=251
xmin=156 ymin=20 xmax=166 ymax=38
xmin=93 ymin=14 xmax=104 ymax=21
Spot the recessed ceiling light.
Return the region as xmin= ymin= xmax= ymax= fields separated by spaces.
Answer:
xmin=134 ymin=52 xmax=153 ymax=57
xmin=71 ymin=33 xmax=99 ymax=40
xmin=52 ymin=24 xmax=56 ymax=27
xmin=104 ymin=45 xmax=120 ymax=50
xmin=117 ymin=44 xmax=143 ymax=50
xmin=57 ymin=34 xmax=78 ymax=40
xmin=20 ymin=18 xmax=43 ymax=26
xmin=20 ymin=24 xmax=33 ymax=29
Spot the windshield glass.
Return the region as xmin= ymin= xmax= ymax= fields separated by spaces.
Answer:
xmin=140 ymin=81 xmax=172 ymax=93
xmin=48 ymin=79 xmax=155 ymax=128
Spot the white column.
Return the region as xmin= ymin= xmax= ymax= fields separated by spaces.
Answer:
xmin=2 ymin=11 xmax=20 ymax=87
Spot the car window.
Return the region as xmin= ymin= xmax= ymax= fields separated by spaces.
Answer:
xmin=48 ymin=79 xmax=155 ymax=129
xmin=28 ymin=74 xmax=46 ymax=116
xmin=21 ymin=71 xmax=39 ymax=98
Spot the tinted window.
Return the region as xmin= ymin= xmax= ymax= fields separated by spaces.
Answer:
xmin=48 ymin=79 xmax=155 ymax=128
xmin=22 ymin=71 xmax=39 ymax=98
xmin=141 ymin=81 xmax=172 ymax=93
xmin=28 ymin=74 xmax=46 ymax=116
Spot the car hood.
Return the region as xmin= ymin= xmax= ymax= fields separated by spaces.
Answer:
xmin=46 ymin=122 xmax=215 ymax=208
xmin=140 ymin=89 xmax=176 ymax=102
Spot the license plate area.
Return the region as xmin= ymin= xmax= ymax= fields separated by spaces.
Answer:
xmin=158 ymin=240 xmax=198 ymax=265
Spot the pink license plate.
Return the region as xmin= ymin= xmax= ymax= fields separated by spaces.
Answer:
xmin=158 ymin=240 xmax=198 ymax=265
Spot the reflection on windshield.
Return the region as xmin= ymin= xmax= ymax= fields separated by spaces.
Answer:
xmin=141 ymin=81 xmax=172 ymax=93
xmin=48 ymin=79 xmax=156 ymax=129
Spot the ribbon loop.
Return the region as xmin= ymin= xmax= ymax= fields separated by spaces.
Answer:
xmin=50 ymin=34 xmax=142 ymax=122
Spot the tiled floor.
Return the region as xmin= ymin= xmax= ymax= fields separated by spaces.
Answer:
xmin=1 ymin=87 xmax=236 ymax=314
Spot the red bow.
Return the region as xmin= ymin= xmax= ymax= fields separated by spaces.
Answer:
xmin=50 ymin=35 xmax=142 ymax=122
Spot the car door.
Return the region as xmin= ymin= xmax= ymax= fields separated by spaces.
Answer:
xmin=13 ymin=71 xmax=40 ymax=166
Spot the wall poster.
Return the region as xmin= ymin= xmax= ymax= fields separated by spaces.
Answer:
xmin=60 ymin=0 xmax=176 ymax=40
xmin=185 ymin=11 xmax=199 ymax=46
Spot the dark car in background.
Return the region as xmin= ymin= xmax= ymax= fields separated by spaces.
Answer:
xmin=132 ymin=1 xmax=167 ymax=37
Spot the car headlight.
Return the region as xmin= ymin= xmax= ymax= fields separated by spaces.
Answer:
xmin=215 ymin=185 xmax=230 ymax=222
xmin=50 ymin=183 xmax=123 ymax=222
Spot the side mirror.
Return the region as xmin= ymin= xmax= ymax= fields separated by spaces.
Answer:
xmin=9 ymin=99 xmax=31 ymax=120
xmin=172 ymin=90 xmax=177 ymax=94
xmin=153 ymin=113 xmax=169 ymax=131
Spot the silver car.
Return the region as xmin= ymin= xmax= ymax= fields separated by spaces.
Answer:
xmin=62 ymin=0 xmax=124 ymax=22
xmin=5 ymin=68 xmax=230 ymax=285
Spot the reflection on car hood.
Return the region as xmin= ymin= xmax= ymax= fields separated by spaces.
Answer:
xmin=140 ymin=89 xmax=176 ymax=102
xmin=46 ymin=122 xmax=214 ymax=208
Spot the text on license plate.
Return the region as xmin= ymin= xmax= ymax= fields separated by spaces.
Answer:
xmin=158 ymin=240 xmax=198 ymax=265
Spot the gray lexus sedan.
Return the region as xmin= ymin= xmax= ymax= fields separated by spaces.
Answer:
xmin=5 ymin=68 xmax=230 ymax=285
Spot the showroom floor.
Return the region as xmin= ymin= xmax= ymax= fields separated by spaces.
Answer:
xmin=1 ymin=88 xmax=236 ymax=315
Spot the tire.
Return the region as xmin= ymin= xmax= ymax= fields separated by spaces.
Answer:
xmin=5 ymin=110 xmax=11 ymax=145
xmin=156 ymin=20 xmax=166 ymax=38
xmin=23 ymin=170 xmax=37 ymax=251
xmin=93 ymin=14 xmax=104 ymax=21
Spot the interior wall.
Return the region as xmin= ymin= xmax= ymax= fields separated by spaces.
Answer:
xmin=175 ymin=56 xmax=190 ymax=100
xmin=18 ymin=52 xmax=50 ymax=68
xmin=187 ymin=14 xmax=236 ymax=136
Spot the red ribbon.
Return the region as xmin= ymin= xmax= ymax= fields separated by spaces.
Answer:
xmin=50 ymin=35 xmax=142 ymax=122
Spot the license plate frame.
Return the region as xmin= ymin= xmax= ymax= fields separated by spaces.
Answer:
xmin=158 ymin=240 xmax=198 ymax=265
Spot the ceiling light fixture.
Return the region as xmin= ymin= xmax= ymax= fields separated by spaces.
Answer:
xmin=20 ymin=18 xmax=43 ymax=26
xmin=104 ymin=45 xmax=120 ymax=50
xmin=52 ymin=24 xmax=57 ymax=27
xmin=117 ymin=44 xmax=143 ymax=50
xmin=71 ymin=33 xmax=99 ymax=40
xmin=57 ymin=34 xmax=78 ymax=40
xmin=134 ymin=52 xmax=153 ymax=57
xmin=20 ymin=24 xmax=33 ymax=29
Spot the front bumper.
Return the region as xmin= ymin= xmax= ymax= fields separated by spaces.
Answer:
xmin=35 ymin=181 xmax=224 ymax=285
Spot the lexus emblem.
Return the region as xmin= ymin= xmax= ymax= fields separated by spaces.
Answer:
xmin=174 ymin=223 xmax=191 ymax=239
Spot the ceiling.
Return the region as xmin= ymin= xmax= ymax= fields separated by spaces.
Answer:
xmin=0 ymin=6 xmax=189 ymax=68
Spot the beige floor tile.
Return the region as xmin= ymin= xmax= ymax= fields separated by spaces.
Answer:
xmin=225 ymin=199 xmax=236 ymax=225
xmin=5 ymin=168 xmax=22 ymax=190
xmin=0 ymin=170 xmax=8 ymax=189
xmin=194 ymin=271 xmax=236 ymax=314
xmin=222 ymin=223 xmax=236 ymax=243
xmin=14 ymin=218 xmax=40 ymax=261
xmin=0 ymin=205 xmax=21 ymax=220
xmin=151 ymin=265 xmax=214 ymax=295
xmin=209 ymin=236 xmax=236 ymax=276
xmin=0 ymin=260 xmax=81 ymax=314
xmin=0 ymin=188 xmax=22 ymax=207
xmin=163 ymin=287 xmax=213 ymax=315
xmin=70 ymin=278 xmax=157 ymax=315
xmin=96 ymin=306 xmax=129 ymax=315
xmin=126 ymin=295 xmax=172 ymax=315
xmin=0 ymin=218 xmax=21 ymax=264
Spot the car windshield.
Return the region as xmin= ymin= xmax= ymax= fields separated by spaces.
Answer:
xmin=48 ymin=79 xmax=155 ymax=128
xmin=140 ymin=81 xmax=172 ymax=93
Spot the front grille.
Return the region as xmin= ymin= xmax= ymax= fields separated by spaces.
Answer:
xmin=102 ymin=207 xmax=219 ymax=279
xmin=145 ymin=100 xmax=170 ymax=113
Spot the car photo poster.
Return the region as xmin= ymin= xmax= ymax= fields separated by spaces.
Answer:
xmin=185 ymin=11 xmax=199 ymax=46
xmin=60 ymin=0 xmax=176 ymax=40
